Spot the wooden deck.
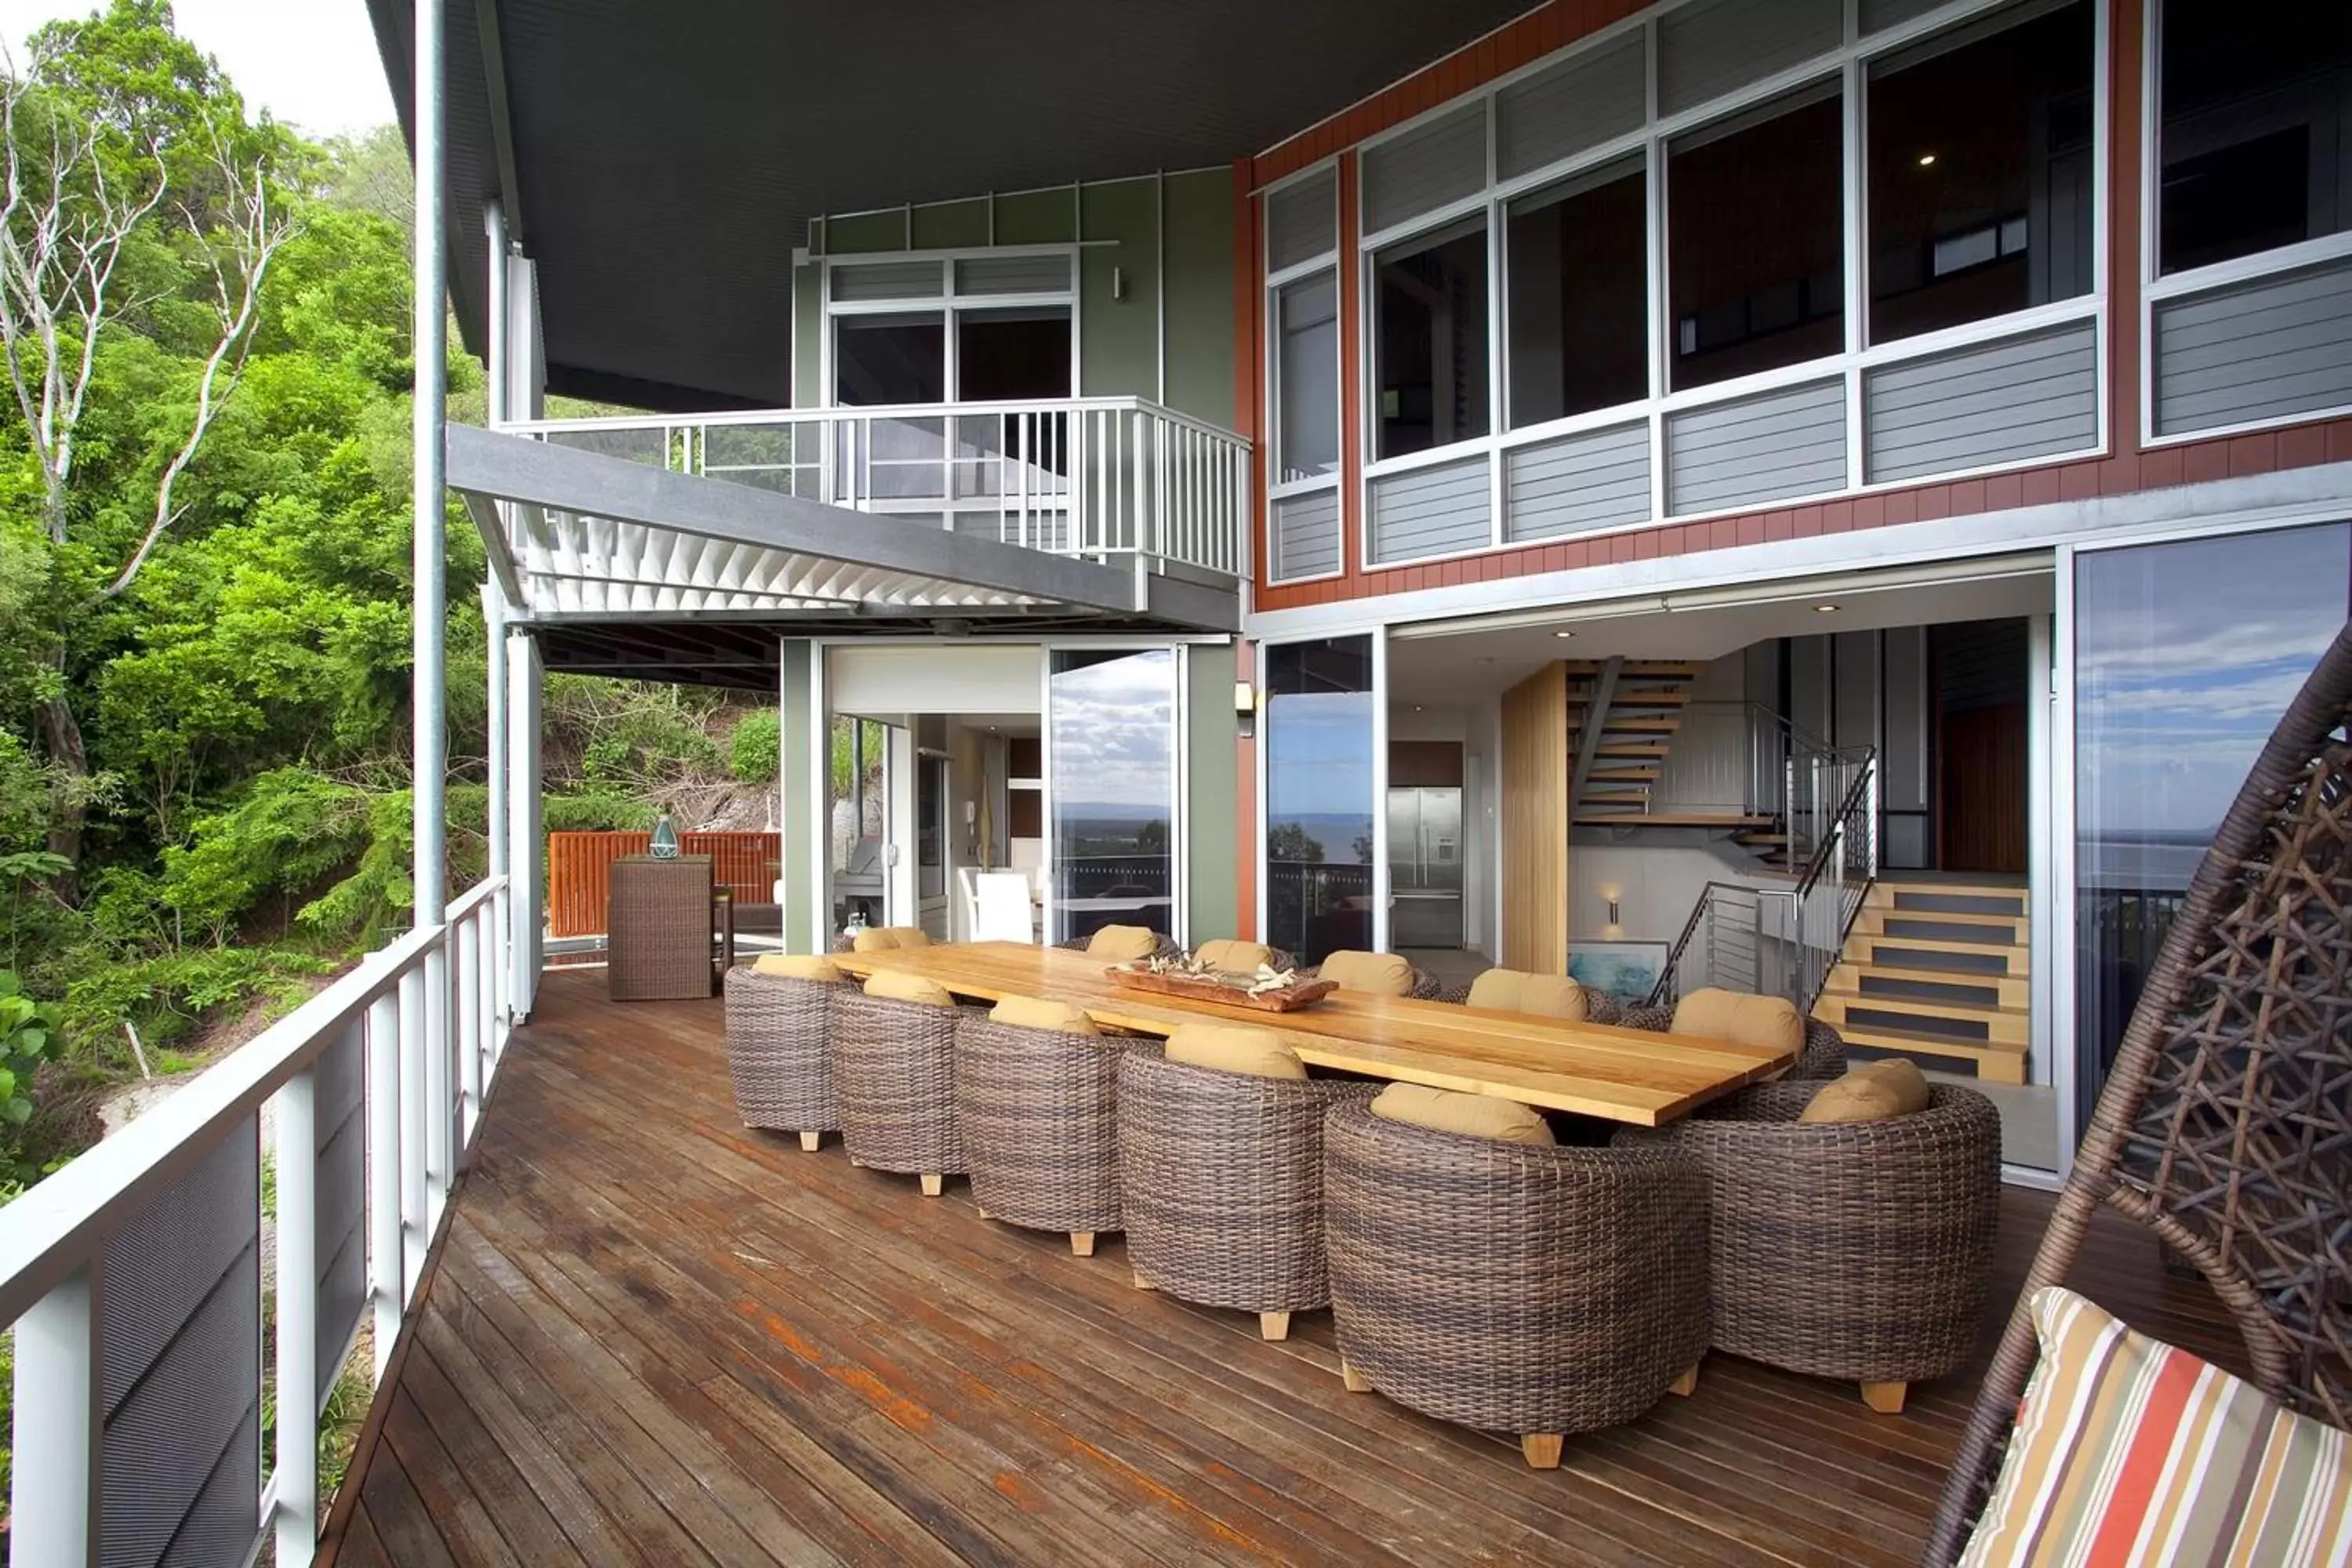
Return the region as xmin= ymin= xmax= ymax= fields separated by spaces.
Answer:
xmin=318 ymin=967 xmax=2245 ymax=1568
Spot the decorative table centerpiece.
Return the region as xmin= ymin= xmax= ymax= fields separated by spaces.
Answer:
xmin=1105 ymin=953 xmax=1337 ymax=1013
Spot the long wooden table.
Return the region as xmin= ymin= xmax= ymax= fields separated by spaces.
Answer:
xmin=831 ymin=942 xmax=1793 ymax=1126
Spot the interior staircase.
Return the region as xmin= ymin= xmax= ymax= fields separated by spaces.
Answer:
xmin=1566 ymin=660 xmax=1773 ymax=834
xmin=1817 ymin=877 xmax=2030 ymax=1084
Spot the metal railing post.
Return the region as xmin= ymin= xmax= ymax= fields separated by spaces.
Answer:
xmin=456 ymin=917 xmax=481 ymax=1143
xmin=9 ymin=1263 xmax=100 ymax=1566
xmin=273 ymin=1062 xmax=320 ymax=1564
xmin=365 ymin=988 xmax=401 ymax=1374
xmin=397 ymin=965 xmax=428 ymax=1294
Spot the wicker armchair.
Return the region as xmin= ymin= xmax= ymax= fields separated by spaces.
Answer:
xmin=832 ymin=988 xmax=975 ymax=1196
xmin=1439 ymin=973 xmax=1624 ymax=1023
xmin=956 ymin=1012 xmax=1127 ymax=1255
xmin=1324 ymin=1102 xmax=1709 ymax=1468
xmin=1620 ymin=1003 xmax=1846 ymax=1080
xmin=1053 ymin=930 xmax=1184 ymax=961
xmin=720 ymin=965 xmax=842 ymax=1151
xmin=1925 ymin=621 xmax=2352 ymax=1564
xmin=1305 ymin=950 xmax=1446 ymax=1000
xmin=1185 ymin=941 xmax=1297 ymax=975
xmin=1116 ymin=1043 xmax=1378 ymax=1340
xmin=1616 ymin=1080 xmax=2000 ymax=1413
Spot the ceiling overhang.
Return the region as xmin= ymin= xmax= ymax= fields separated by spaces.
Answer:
xmin=365 ymin=0 xmax=1536 ymax=410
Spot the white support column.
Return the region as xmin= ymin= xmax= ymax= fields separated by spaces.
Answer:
xmin=10 ymin=1264 xmax=100 ymax=1566
xmin=410 ymin=0 xmax=450 ymax=1261
xmin=365 ymin=989 xmax=401 ymax=1374
xmin=455 ymin=918 xmax=480 ymax=1143
xmin=397 ymin=966 xmax=428 ymax=1294
xmin=272 ymin=1062 xmax=320 ymax=1566
xmin=482 ymin=583 xmax=509 ymax=1036
xmin=507 ymin=633 xmax=544 ymax=1018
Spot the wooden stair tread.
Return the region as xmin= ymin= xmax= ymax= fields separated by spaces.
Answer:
xmin=1857 ymin=934 xmax=2030 ymax=968
xmin=1830 ymin=961 xmax=2026 ymax=990
xmin=1836 ymin=1026 xmax=2029 ymax=1083
xmin=1818 ymin=992 xmax=2028 ymax=1026
xmin=1573 ymin=812 xmax=1775 ymax=828
xmin=1860 ymin=907 xmax=2025 ymax=928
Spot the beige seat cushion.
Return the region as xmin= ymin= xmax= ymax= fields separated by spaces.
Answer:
xmin=1370 ymin=1082 xmax=1555 ymax=1145
xmin=1465 ymin=968 xmax=1587 ymax=1021
xmin=751 ymin=953 xmax=846 ymax=983
xmin=1085 ymin=924 xmax=1162 ymax=962
xmin=862 ymin=970 xmax=957 ymax=1008
xmin=851 ymin=925 xmax=932 ymax=953
xmin=989 ymin=994 xmax=1098 ymax=1036
xmin=1798 ymin=1058 xmax=1932 ymax=1123
xmin=1672 ymin=986 xmax=1806 ymax=1055
xmin=1163 ymin=1022 xmax=1305 ymax=1080
xmin=1317 ymin=949 xmax=1416 ymax=997
xmin=1192 ymin=938 xmax=1276 ymax=974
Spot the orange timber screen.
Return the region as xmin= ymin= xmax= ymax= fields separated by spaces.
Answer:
xmin=546 ymin=830 xmax=783 ymax=937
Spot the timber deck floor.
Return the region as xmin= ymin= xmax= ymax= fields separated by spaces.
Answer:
xmin=317 ymin=967 xmax=2243 ymax=1568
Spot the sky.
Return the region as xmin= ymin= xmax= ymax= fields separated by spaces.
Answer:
xmin=0 ymin=0 xmax=393 ymax=138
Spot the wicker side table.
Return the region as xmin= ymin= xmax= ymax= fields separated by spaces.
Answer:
xmin=608 ymin=855 xmax=717 ymax=1000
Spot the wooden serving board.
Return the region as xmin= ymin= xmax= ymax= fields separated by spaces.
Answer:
xmin=1107 ymin=967 xmax=1338 ymax=1013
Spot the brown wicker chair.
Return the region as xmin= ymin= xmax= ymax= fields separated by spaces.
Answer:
xmin=1439 ymin=973 xmax=1624 ymax=1023
xmin=1924 ymin=621 xmax=2352 ymax=1565
xmin=956 ymin=1011 xmax=1127 ymax=1255
xmin=720 ymin=964 xmax=843 ymax=1150
xmin=1305 ymin=950 xmax=1446 ymax=1000
xmin=832 ymin=988 xmax=975 ymax=1196
xmin=1620 ymin=1003 xmax=1845 ymax=1080
xmin=1324 ymin=1103 xmax=1710 ymax=1468
xmin=1616 ymin=1081 xmax=2000 ymax=1414
xmin=1116 ymin=1043 xmax=1378 ymax=1340
xmin=1185 ymin=941 xmax=1297 ymax=975
xmin=1053 ymin=930 xmax=1183 ymax=961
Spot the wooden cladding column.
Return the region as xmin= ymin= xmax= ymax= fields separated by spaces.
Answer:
xmin=1500 ymin=662 xmax=1570 ymax=974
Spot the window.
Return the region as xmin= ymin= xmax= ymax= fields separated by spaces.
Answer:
xmin=1050 ymin=649 xmax=1177 ymax=946
xmin=1275 ymin=272 xmax=1340 ymax=481
xmin=1668 ymin=85 xmax=1845 ymax=390
xmin=1867 ymin=2 xmax=2095 ymax=343
xmin=1374 ymin=220 xmax=1490 ymax=459
xmin=2158 ymin=0 xmax=2350 ymax=275
xmin=956 ymin=309 xmax=1071 ymax=401
xmin=1264 ymin=637 xmax=1375 ymax=965
xmin=1505 ymin=155 xmax=1649 ymax=426
xmin=835 ymin=314 xmax=946 ymax=405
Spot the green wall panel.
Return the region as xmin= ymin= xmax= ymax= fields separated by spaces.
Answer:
xmin=822 ymin=211 xmax=907 ymax=254
xmin=1161 ymin=169 xmax=1236 ymax=428
xmin=1080 ymin=178 xmax=1160 ymax=400
xmin=792 ymin=259 xmax=820 ymax=408
xmin=1186 ymin=640 xmax=1240 ymax=944
xmin=992 ymin=188 xmax=1078 ymax=245
xmin=911 ymin=199 xmax=991 ymax=251
xmin=779 ymin=639 xmax=815 ymax=952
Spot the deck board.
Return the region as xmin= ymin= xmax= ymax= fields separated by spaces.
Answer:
xmin=318 ymin=967 xmax=2247 ymax=1567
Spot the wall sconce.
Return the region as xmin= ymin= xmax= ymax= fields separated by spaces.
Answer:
xmin=1597 ymin=881 xmax=1624 ymax=939
xmin=1234 ymin=680 xmax=1258 ymax=740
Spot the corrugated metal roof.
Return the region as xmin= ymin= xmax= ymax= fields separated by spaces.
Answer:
xmin=367 ymin=0 xmax=1534 ymax=410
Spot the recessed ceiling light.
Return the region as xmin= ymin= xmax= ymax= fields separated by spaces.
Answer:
xmin=1553 ymin=630 xmax=1576 ymax=638
xmin=1815 ymin=603 xmax=1839 ymax=614
xmin=1917 ymin=152 xmax=1937 ymax=167
xmin=1414 ymin=705 xmax=1425 ymax=712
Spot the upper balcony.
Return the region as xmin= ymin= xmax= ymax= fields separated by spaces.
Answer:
xmin=457 ymin=396 xmax=1250 ymax=633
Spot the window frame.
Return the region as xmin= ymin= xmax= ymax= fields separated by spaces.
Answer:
xmin=819 ymin=245 xmax=1082 ymax=415
xmin=1330 ymin=0 xmax=2108 ymax=576
xmin=1264 ymin=158 xmax=1347 ymax=585
xmin=2139 ymin=0 xmax=2352 ymax=450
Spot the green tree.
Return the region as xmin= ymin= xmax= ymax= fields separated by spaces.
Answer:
xmin=1266 ymin=822 xmax=1324 ymax=863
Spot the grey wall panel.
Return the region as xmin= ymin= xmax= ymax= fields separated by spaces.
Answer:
xmin=1503 ymin=422 xmax=1652 ymax=540
xmin=1272 ymin=488 xmax=1341 ymax=579
xmin=1666 ymin=379 xmax=1846 ymax=515
xmin=1882 ymin=625 xmax=1929 ymax=812
xmin=1370 ymin=456 xmax=1492 ymax=564
xmin=100 ymin=1122 xmax=260 ymax=1568
xmin=956 ymin=254 xmax=1072 ymax=295
xmin=1266 ymin=168 xmax=1338 ymax=274
xmin=1865 ymin=321 xmax=2100 ymax=483
xmin=2154 ymin=258 xmax=2352 ymax=436
xmin=1834 ymin=630 xmax=1882 ymax=757
xmin=1496 ymin=31 xmax=1646 ymax=180
xmin=1859 ymin=0 xmax=1944 ymax=31
xmin=1657 ymin=0 xmax=1843 ymax=116
xmin=1363 ymin=102 xmax=1489 ymax=234
xmin=829 ymin=260 xmax=941 ymax=302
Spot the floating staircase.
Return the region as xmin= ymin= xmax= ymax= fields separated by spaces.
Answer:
xmin=1567 ymin=661 xmax=1772 ymax=833
xmin=1818 ymin=878 xmax=2031 ymax=1084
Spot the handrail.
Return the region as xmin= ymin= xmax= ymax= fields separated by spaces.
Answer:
xmin=499 ymin=392 xmax=1254 ymax=448
xmin=2 ymin=873 xmax=514 ymax=1566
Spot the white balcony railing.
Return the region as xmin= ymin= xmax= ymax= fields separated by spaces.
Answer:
xmin=502 ymin=396 xmax=1253 ymax=581
xmin=0 ymin=875 xmax=510 ymax=1566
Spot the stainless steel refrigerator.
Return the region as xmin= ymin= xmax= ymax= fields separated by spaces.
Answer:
xmin=1386 ymin=787 xmax=1464 ymax=949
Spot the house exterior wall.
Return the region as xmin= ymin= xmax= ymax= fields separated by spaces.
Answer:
xmin=1233 ymin=0 xmax=2352 ymax=617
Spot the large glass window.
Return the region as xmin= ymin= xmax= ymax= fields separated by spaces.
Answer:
xmin=1867 ymin=2 xmax=2096 ymax=343
xmin=835 ymin=314 xmax=947 ymax=405
xmin=1505 ymin=155 xmax=1650 ymax=425
xmin=1049 ymin=648 xmax=1177 ymax=945
xmin=1374 ymin=220 xmax=1490 ymax=459
xmin=956 ymin=309 xmax=1071 ymax=401
xmin=2158 ymin=1 xmax=2351 ymax=275
xmin=1668 ymin=85 xmax=1844 ymax=390
xmin=1276 ymin=271 xmax=1340 ymax=482
xmin=1264 ymin=636 xmax=1376 ymax=964
xmin=2074 ymin=523 xmax=2352 ymax=1123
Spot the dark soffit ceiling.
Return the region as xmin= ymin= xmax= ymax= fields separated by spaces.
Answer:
xmin=366 ymin=0 xmax=1535 ymax=412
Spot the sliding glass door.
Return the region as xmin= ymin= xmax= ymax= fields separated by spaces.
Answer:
xmin=1046 ymin=648 xmax=1179 ymax=946
xmin=1263 ymin=636 xmax=1378 ymax=965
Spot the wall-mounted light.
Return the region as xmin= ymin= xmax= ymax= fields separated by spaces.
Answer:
xmin=1553 ymin=629 xmax=1576 ymax=639
xmin=1814 ymin=603 xmax=1840 ymax=614
xmin=1597 ymin=880 xmax=1624 ymax=939
xmin=1234 ymin=680 xmax=1258 ymax=740
xmin=1917 ymin=152 xmax=1938 ymax=168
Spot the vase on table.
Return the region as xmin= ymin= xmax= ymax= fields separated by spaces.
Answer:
xmin=649 ymin=811 xmax=680 ymax=859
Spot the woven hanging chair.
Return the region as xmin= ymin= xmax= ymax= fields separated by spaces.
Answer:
xmin=1923 ymin=620 xmax=2352 ymax=1565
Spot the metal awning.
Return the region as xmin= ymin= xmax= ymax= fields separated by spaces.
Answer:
xmin=365 ymin=0 xmax=1533 ymax=410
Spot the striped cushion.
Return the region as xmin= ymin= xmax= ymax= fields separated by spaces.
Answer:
xmin=1961 ymin=1286 xmax=2352 ymax=1566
